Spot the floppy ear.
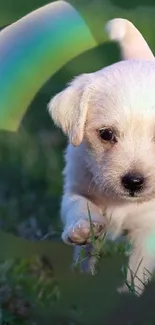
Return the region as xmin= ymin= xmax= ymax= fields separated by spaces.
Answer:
xmin=105 ymin=18 xmax=154 ymax=60
xmin=48 ymin=74 xmax=91 ymax=147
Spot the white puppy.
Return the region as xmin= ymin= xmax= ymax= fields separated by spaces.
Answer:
xmin=48 ymin=18 xmax=155 ymax=295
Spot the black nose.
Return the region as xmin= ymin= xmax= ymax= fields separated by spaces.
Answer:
xmin=121 ymin=173 xmax=144 ymax=193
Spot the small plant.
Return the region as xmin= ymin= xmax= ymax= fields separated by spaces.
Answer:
xmin=121 ymin=259 xmax=152 ymax=296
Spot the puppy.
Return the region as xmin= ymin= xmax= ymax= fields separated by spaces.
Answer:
xmin=48 ymin=18 xmax=155 ymax=295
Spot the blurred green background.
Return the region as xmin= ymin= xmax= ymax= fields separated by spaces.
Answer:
xmin=0 ymin=0 xmax=155 ymax=324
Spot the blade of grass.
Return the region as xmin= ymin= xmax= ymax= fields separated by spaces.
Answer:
xmin=87 ymin=203 xmax=96 ymax=246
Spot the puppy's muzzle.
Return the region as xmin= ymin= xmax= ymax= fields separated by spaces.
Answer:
xmin=121 ymin=172 xmax=144 ymax=195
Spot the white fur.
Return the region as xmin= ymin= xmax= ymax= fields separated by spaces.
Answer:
xmin=48 ymin=19 xmax=155 ymax=295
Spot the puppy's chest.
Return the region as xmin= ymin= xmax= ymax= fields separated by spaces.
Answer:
xmin=100 ymin=199 xmax=155 ymax=235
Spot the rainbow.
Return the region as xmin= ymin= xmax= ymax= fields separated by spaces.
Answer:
xmin=0 ymin=1 xmax=98 ymax=131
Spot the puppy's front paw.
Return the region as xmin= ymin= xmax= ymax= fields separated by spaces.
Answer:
xmin=62 ymin=219 xmax=106 ymax=245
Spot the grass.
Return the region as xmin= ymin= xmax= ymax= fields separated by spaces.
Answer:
xmin=0 ymin=256 xmax=60 ymax=325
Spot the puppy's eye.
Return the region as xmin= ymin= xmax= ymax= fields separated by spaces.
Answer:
xmin=99 ymin=128 xmax=116 ymax=143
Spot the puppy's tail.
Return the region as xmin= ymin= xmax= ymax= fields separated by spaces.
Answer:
xmin=105 ymin=18 xmax=154 ymax=61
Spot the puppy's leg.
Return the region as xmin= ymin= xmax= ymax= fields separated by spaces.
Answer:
xmin=61 ymin=193 xmax=106 ymax=273
xmin=73 ymin=244 xmax=99 ymax=274
xmin=61 ymin=193 xmax=106 ymax=245
xmin=119 ymin=230 xmax=155 ymax=296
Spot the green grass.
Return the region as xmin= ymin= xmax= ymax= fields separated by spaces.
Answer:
xmin=0 ymin=256 xmax=60 ymax=324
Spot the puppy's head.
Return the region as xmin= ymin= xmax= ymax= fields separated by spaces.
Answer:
xmin=48 ymin=60 xmax=155 ymax=202
xmin=48 ymin=19 xmax=155 ymax=203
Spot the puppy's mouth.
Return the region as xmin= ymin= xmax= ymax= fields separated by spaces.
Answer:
xmin=129 ymin=191 xmax=137 ymax=198
xmin=104 ymin=187 xmax=143 ymax=202
xmin=120 ymin=190 xmax=152 ymax=203
xmin=122 ymin=192 xmax=140 ymax=200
